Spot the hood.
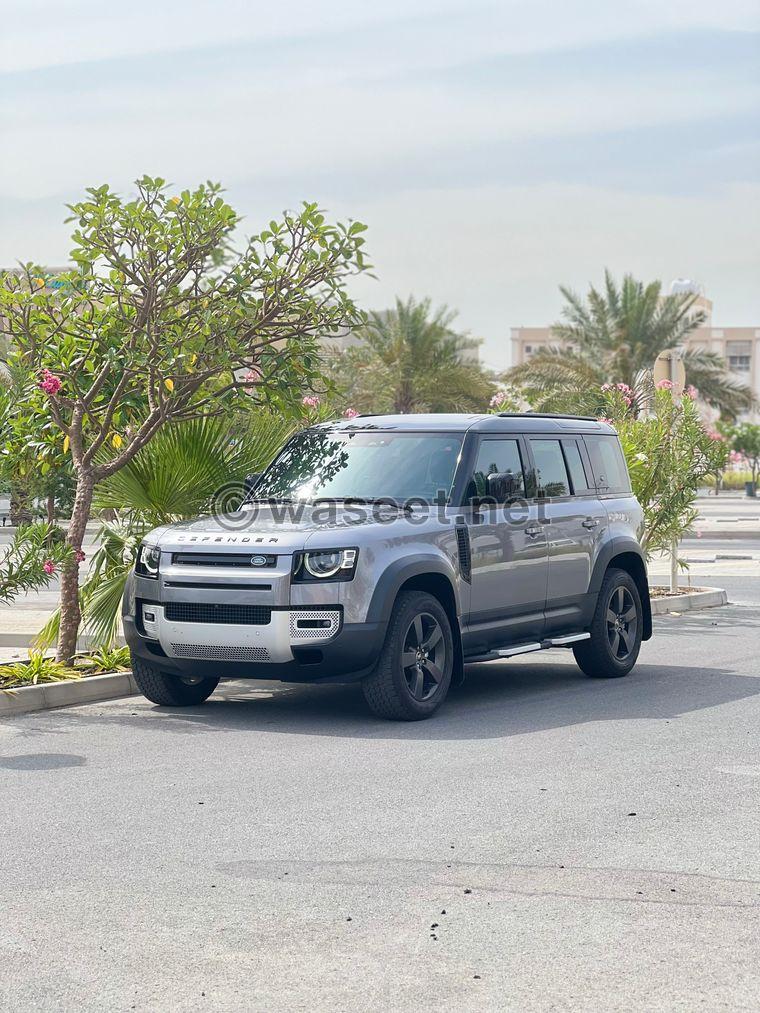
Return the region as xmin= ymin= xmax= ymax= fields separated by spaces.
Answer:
xmin=143 ymin=502 xmax=433 ymax=553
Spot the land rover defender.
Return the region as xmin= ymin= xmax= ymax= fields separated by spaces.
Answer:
xmin=123 ymin=413 xmax=651 ymax=720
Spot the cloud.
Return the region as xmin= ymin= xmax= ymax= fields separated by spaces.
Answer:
xmin=0 ymin=2 xmax=757 ymax=367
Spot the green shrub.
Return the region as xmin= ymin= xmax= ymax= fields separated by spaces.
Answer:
xmin=0 ymin=652 xmax=79 ymax=689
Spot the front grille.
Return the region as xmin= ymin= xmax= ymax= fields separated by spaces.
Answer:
xmin=172 ymin=552 xmax=277 ymax=568
xmin=171 ymin=643 xmax=271 ymax=662
xmin=164 ymin=602 xmax=272 ymax=625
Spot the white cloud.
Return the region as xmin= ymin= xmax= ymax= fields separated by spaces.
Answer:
xmin=2 ymin=0 xmax=758 ymax=73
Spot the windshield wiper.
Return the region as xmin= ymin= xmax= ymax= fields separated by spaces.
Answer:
xmin=244 ymin=496 xmax=295 ymax=504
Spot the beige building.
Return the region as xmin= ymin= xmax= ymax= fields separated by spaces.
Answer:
xmin=510 ymin=281 xmax=759 ymax=418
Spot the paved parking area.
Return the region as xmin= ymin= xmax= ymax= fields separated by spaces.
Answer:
xmin=1 ymin=599 xmax=759 ymax=1011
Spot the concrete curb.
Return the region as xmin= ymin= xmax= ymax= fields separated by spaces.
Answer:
xmin=650 ymin=586 xmax=728 ymax=615
xmin=0 ymin=671 xmax=138 ymax=717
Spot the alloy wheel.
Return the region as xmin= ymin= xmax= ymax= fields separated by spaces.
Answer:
xmin=606 ymin=586 xmax=638 ymax=661
xmin=401 ymin=612 xmax=446 ymax=702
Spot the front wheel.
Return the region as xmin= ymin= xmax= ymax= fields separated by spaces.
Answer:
xmin=362 ymin=591 xmax=454 ymax=720
xmin=573 ymin=567 xmax=642 ymax=679
xmin=131 ymin=655 xmax=219 ymax=706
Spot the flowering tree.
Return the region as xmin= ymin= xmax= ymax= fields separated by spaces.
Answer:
xmin=0 ymin=525 xmax=71 ymax=606
xmin=598 ymin=384 xmax=728 ymax=556
xmin=0 ymin=177 xmax=369 ymax=660
xmin=726 ymin=422 xmax=760 ymax=495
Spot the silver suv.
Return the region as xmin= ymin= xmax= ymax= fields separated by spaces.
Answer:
xmin=123 ymin=413 xmax=652 ymax=720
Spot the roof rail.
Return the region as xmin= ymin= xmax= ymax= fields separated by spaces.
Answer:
xmin=496 ymin=411 xmax=600 ymax=421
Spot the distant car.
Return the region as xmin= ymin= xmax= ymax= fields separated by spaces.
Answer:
xmin=123 ymin=412 xmax=651 ymax=720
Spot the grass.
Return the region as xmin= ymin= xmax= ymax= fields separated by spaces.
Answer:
xmin=0 ymin=646 xmax=131 ymax=691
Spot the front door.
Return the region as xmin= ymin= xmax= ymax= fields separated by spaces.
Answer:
xmin=463 ymin=436 xmax=549 ymax=652
xmin=527 ymin=436 xmax=607 ymax=634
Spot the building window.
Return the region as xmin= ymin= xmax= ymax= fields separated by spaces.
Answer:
xmin=726 ymin=341 xmax=752 ymax=372
xmin=729 ymin=355 xmax=751 ymax=372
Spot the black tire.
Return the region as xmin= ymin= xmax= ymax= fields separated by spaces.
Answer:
xmin=131 ymin=654 xmax=219 ymax=706
xmin=362 ymin=590 xmax=454 ymax=720
xmin=573 ymin=567 xmax=642 ymax=679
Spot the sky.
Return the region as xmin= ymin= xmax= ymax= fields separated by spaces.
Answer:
xmin=1 ymin=1 xmax=759 ymax=370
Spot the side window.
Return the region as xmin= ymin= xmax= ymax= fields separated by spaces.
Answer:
xmin=561 ymin=439 xmax=591 ymax=494
xmin=584 ymin=435 xmax=631 ymax=494
xmin=470 ymin=439 xmax=526 ymax=503
xmin=530 ymin=439 xmax=570 ymax=498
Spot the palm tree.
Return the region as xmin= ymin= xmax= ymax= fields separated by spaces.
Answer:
xmin=331 ymin=296 xmax=493 ymax=414
xmin=36 ymin=412 xmax=293 ymax=650
xmin=507 ymin=272 xmax=754 ymax=419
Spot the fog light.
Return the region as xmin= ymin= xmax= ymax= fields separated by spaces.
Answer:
xmin=142 ymin=605 xmax=159 ymax=639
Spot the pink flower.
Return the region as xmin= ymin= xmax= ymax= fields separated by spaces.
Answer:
xmin=684 ymin=385 xmax=698 ymax=400
xmin=75 ymin=549 xmax=86 ymax=563
xmin=242 ymin=369 xmax=260 ymax=387
xmin=707 ymin=430 xmax=723 ymax=442
xmin=656 ymin=379 xmax=674 ymax=390
xmin=302 ymin=395 xmax=320 ymax=408
xmin=600 ymin=383 xmax=613 ymax=392
xmin=43 ymin=559 xmax=55 ymax=575
xmin=343 ymin=407 xmax=359 ymax=419
xmin=38 ymin=369 xmax=62 ymax=395
xmin=489 ymin=389 xmax=508 ymax=408
xmin=597 ymin=416 xmax=613 ymax=425
xmin=730 ymin=450 xmax=744 ymax=464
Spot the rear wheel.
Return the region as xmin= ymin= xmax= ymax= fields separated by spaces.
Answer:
xmin=362 ymin=591 xmax=454 ymax=720
xmin=573 ymin=568 xmax=642 ymax=678
xmin=131 ymin=655 xmax=219 ymax=706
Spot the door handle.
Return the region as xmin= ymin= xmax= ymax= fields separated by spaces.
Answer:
xmin=582 ymin=517 xmax=599 ymax=529
xmin=525 ymin=524 xmax=543 ymax=538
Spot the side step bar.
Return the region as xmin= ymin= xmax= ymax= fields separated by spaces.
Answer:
xmin=545 ymin=633 xmax=590 ymax=646
xmin=466 ymin=632 xmax=590 ymax=664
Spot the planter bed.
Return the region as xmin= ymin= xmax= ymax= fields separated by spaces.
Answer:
xmin=649 ymin=585 xmax=728 ymax=614
xmin=0 ymin=670 xmax=138 ymax=716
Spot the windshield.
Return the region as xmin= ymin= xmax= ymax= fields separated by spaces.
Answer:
xmin=252 ymin=430 xmax=464 ymax=504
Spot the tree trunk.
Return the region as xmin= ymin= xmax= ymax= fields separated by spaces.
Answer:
xmin=46 ymin=493 xmax=56 ymax=525
xmin=56 ymin=470 xmax=94 ymax=663
xmin=9 ymin=476 xmax=33 ymax=526
xmin=394 ymin=379 xmax=414 ymax=414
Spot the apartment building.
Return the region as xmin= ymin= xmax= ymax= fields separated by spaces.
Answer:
xmin=510 ymin=280 xmax=759 ymax=417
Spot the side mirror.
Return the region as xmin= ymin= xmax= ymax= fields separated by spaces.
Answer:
xmin=486 ymin=471 xmax=519 ymax=503
xmin=243 ymin=472 xmax=261 ymax=495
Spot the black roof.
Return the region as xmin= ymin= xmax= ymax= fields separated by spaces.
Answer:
xmin=317 ymin=412 xmax=614 ymax=435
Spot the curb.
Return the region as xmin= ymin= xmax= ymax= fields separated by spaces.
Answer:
xmin=650 ymin=586 xmax=728 ymax=615
xmin=0 ymin=671 xmax=138 ymax=717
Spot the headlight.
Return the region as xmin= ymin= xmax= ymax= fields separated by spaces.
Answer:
xmin=294 ymin=548 xmax=358 ymax=582
xmin=135 ymin=543 xmax=161 ymax=579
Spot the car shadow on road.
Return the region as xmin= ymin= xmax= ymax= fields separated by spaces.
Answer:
xmin=26 ymin=650 xmax=758 ymax=743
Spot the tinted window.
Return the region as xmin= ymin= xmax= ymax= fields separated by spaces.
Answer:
xmin=562 ymin=440 xmax=590 ymax=494
xmin=470 ymin=439 xmax=525 ymax=503
xmin=584 ymin=435 xmax=631 ymax=494
xmin=530 ymin=439 xmax=570 ymax=498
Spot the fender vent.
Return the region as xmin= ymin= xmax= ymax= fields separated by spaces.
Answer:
xmin=455 ymin=524 xmax=471 ymax=583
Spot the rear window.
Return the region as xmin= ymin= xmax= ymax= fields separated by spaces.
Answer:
xmin=583 ymin=435 xmax=631 ymax=494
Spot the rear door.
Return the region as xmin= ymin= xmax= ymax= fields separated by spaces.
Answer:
xmin=527 ymin=436 xmax=607 ymax=634
xmin=464 ymin=435 xmax=548 ymax=649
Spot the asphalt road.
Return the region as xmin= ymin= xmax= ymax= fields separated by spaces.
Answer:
xmin=2 ymin=585 xmax=759 ymax=1011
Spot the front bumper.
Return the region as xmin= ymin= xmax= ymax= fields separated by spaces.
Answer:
xmin=124 ymin=611 xmax=386 ymax=684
